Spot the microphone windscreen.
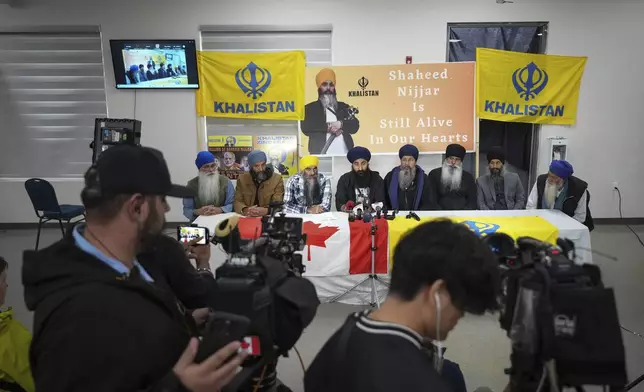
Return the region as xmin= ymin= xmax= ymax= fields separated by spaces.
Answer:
xmin=363 ymin=212 xmax=372 ymax=223
xmin=345 ymin=201 xmax=356 ymax=210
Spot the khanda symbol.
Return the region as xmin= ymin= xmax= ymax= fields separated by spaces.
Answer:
xmin=512 ymin=62 xmax=548 ymax=101
xmin=358 ymin=76 xmax=369 ymax=91
xmin=235 ymin=61 xmax=272 ymax=100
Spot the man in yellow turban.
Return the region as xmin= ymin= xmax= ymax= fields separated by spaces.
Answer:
xmin=300 ymin=68 xmax=360 ymax=155
xmin=283 ymin=155 xmax=332 ymax=214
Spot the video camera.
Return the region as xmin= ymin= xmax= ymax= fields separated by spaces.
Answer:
xmin=210 ymin=202 xmax=319 ymax=392
xmin=484 ymin=234 xmax=627 ymax=392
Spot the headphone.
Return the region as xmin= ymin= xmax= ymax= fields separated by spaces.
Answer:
xmin=80 ymin=164 xmax=103 ymax=209
xmin=433 ymin=291 xmax=445 ymax=373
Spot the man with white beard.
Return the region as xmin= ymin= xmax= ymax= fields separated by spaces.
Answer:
xmin=384 ymin=144 xmax=432 ymax=211
xmin=300 ymin=68 xmax=360 ymax=155
xmin=182 ymin=151 xmax=234 ymax=221
xmin=526 ymin=160 xmax=593 ymax=229
xmin=283 ymin=156 xmax=332 ymax=214
xmin=426 ymin=144 xmax=477 ymax=210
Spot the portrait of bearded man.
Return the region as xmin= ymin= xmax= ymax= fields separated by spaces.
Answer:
xmin=300 ymin=68 xmax=360 ymax=155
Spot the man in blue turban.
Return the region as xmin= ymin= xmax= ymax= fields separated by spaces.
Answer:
xmin=335 ymin=146 xmax=385 ymax=211
xmin=183 ymin=151 xmax=234 ymax=221
xmin=383 ymin=144 xmax=432 ymax=211
xmin=234 ymin=150 xmax=284 ymax=217
xmin=526 ymin=160 xmax=593 ymax=229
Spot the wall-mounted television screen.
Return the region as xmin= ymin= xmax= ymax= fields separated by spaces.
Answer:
xmin=110 ymin=40 xmax=200 ymax=89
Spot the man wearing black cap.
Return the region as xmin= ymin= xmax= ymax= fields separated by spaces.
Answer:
xmin=336 ymin=146 xmax=385 ymax=211
xmin=476 ymin=147 xmax=525 ymax=210
xmin=22 ymin=145 xmax=247 ymax=392
xmin=426 ymin=144 xmax=477 ymax=210
xmin=384 ymin=144 xmax=432 ymax=211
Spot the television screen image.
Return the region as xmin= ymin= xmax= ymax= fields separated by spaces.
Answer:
xmin=110 ymin=40 xmax=199 ymax=89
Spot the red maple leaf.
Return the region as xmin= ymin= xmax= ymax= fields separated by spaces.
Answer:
xmin=302 ymin=221 xmax=339 ymax=261
xmin=236 ymin=218 xmax=339 ymax=261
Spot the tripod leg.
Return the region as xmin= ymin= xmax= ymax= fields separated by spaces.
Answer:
xmin=328 ymin=277 xmax=370 ymax=304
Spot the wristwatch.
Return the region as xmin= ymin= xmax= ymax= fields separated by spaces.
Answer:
xmin=196 ymin=267 xmax=213 ymax=275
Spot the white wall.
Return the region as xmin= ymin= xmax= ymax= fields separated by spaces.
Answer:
xmin=1 ymin=0 xmax=642 ymax=222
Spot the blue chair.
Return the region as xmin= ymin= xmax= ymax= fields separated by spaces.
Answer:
xmin=24 ymin=178 xmax=85 ymax=250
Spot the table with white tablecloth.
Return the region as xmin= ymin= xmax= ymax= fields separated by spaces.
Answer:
xmin=195 ymin=209 xmax=591 ymax=305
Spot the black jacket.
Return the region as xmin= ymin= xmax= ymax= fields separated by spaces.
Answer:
xmin=536 ymin=174 xmax=594 ymax=231
xmin=335 ymin=170 xmax=385 ymax=211
xmin=426 ymin=168 xmax=477 ymax=210
xmin=305 ymin=312 xmax=451 ymax=392
xmin=383 ymin=167 xmax=431 ymax=211
xmin=23 ymin=234 xmax=198 ymax=392
xmin=300 ymin=101 xmax=360 ymax=154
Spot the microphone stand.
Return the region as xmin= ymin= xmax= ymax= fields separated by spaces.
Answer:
xmin=330 ymin=212 xmax=389 ymax=308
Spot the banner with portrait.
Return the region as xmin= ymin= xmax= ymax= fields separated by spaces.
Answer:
xmin=252 ymin=135 xmax=298 ymax=177
xmin=207 ymin=135 xmax=253 ymax=179
xmin=298 ymin=63 xmax=475 ymax=156
xmin=196 ymin=51 xmax=306 ymax=120
xmin=476 ymin=48 xmax=587 ymax=125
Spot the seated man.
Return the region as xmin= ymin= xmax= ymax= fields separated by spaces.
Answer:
xmin=426 ymin=144 xmax=477 ymax=210
xmin=476 ymin=147 xmax=525 ymax=210
xmin=384 ymin=144 xmax=431 ymax=211
xmin=0 ymin=257 xmax=35 ymax=392
xmin=183 ymin=151 xmax=234 ymax=221
xmin=234 ymin=150 xmax=285 ymax=217
xmin=284 ymin=155 xmax=332 ymax=214
xmin=335 ymin=146 xmax=385 ymax=211
xmin=305 ymin=220 xmax=499 ymax=392
xmin=526 ymin=160 xmax=593 ymax=229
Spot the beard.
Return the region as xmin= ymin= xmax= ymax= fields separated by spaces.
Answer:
xmin=441 ymin=161 xmax=463 ymax=191
xmin=198 ymin=171 xmax=221 ymax=206
xmin=252 ymin=164 xmax=273 ymax=183
xmin=138 ymin=200 xmax=165 ymax=252
xmin=353 ymin=167 xmax=372 ymax=188
xmin=304 ymin=174 xmax=322 ymax=207
xmin=318 ymin=88 xmax=338 ymax=111
xmin=398 ymin=165 xmax=416 ymax=190
xmin=490 ymin=166 xmax=504 ymax=177
xmin=544 ymin=181 xmax=560 ymax=209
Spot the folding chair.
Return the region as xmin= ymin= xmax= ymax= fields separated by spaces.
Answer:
xmin=24 ymin=178 xmax=85 ymax=250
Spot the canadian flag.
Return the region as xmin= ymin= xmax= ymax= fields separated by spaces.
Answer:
xmin=239 ymin=336 xmax=261 ymax=356
xmin=234 ymin=214 xmax=388 ymax=277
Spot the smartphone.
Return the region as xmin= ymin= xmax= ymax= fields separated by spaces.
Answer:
xmin=177 ymin=225 xmax=209 ymax=245
xmin=195 ymin=312 xmax=251 ymax=363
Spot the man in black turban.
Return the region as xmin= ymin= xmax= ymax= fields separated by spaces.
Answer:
xmin=476 ymin=147 xmax=525 ymax=210
xmin=335 ymin=146 xmax=385 ymax=211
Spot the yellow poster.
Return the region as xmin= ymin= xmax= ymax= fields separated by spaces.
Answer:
xmin=252 ymin=135 xmax=298 ymax=177
xmin=196 ymin=51 xmax=306 ymax=120
xmin=299 ymin=63 xmax=475 ymax=156
xmin=477 ymin=48 xmax=587 ymax=125
xmin=388 ymin=216 xmax=559 ymax=266
xmin=207 ymin=135 xmax=253 ymax=180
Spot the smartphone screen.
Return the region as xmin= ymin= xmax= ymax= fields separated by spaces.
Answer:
xmin=177 ymin=226 xmax=208 ymax=245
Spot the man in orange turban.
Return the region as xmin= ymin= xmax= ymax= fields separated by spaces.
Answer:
xmin=300 ymin=68 xmax=360 ymax=155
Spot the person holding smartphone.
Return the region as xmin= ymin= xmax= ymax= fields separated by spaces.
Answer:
xmin=23 ymin=145 xmax=247 ymax=392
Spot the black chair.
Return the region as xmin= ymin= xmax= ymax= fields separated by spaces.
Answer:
xmin=24 ymin=178 xmax=85 ymax=250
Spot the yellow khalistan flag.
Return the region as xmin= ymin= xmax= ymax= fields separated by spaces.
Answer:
xmin=388 ymin=216 xmax=559 ymax=267
xmin=196 ymin=51 xmax=305 ymax=120
xmin=476 ymin=48 xmax=587 ymax=125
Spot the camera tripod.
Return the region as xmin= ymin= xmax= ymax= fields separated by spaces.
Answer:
xmin=329 ymin=217 xmax=389 ymax=308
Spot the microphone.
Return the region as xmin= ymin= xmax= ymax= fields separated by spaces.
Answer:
xmin=375 ymin=205 xmax=382 ymax=219
xmin=406 ymin=211 xmax=420 ymax=221
xmin=362 ymin=211 xmax=373 ymax=223
xmin=213 ymin=216 xmax=243 ymax=254
xmin=356 ymin=208 xmax=363 ymax=220
xmin=344 ymin=201 xmax=356 ymax=213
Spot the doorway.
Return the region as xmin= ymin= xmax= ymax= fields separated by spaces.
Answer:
xmin=446 ymin=22 xmax=548 ymax=192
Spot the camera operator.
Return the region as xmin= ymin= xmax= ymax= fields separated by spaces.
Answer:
xmin=22 ymin=145 xmax=247 ymax=392
xmin=305 ymin=219 xmax=500 ymax=392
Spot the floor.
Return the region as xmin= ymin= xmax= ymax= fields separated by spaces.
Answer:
xmin=1 ymin=225 xmax=643 ymax=392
